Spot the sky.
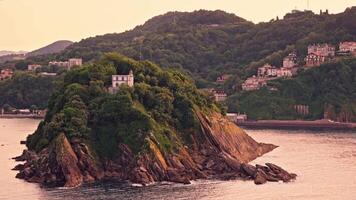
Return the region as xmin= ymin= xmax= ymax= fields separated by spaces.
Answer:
xmin=0 ymin=0 xmax=355 ymax=51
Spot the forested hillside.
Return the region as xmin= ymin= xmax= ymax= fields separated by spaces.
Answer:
xmin=55 ymin=8 xmax=356 ymax=84
xmin=0 ymin=73 xmax=56 ymax=109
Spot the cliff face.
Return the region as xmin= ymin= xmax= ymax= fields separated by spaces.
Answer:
xmin=13 ymin=111 xmax=289 ymax=187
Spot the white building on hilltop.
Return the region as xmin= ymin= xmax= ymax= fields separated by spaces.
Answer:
xmin=109 ymin=70 xmax=134 ymax=93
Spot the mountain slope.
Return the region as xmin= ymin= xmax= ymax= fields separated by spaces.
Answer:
xmin=57 ymin=10 xmax=254 ymax=79
xmin=27 ymin=40 xmax=73 ymax=57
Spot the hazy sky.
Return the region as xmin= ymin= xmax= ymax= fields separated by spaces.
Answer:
xmin=0 ymin=0 xmax=355 ymax=51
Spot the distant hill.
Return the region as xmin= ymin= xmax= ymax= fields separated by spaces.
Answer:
xmin=0 ymin=50 xmax=27 ymax=57
xmin=0 ymin=40 xmax=73 ymax=64
xmin=0 ymin=54 xmax=26 ymax=64
xmin=26 ymin=40 xmax=73 ymax=57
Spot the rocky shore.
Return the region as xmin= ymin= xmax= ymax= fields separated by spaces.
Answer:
xmin=13 ymin=112 xmax=296 ymax=187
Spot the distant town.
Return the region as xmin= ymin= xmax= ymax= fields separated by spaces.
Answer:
xmin=242 ymin=41 xmax=356 ymax=91
xmin=0 ymin=58 xmax=83 ymax=80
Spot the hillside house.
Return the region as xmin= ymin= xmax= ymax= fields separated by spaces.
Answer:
xmin=216 ymin=74 xmax=231 ymax=83
xmin=277 ymin=67 xmax=293 ymax=78
xmin=68 ymin=58 xmax=83 ymax=68
xmin=226 ymin=113 xmax=248 ymax=123
xmin=0 ymin=69 xmax=13 ymax=80
xmin=28 ymin=64 xmax=42 ymax=71
xmin=294 ymin=105 xmax=310 ymax=116
xmin=304 ymin=53 xmax=328 ymax=67
xmin=49 ymin=61 xmax=69 ymax=67
xmin=109 ymin=70 xmax=134 ymax=94
xmin=267 ymin=66 xmax=278 ymax=77
xmin=307 ymin=43 xmax=335 ymax=57
xmin=258 ymin=64 xmax=271 ymax=77
xmin=258 ymin=64 xmax=278 ymax=77
xmin=338 ymin=42 xmax=356 ymax=56
xmin=49 ymin=58 xmax=83 ymax=70
xmin=212 ymin=89 xmax=227 ymax=102
xmin=242 ymin=76 xmax=267 ymax=91
xmin=283 ymin=52 xmax=298 ymax=68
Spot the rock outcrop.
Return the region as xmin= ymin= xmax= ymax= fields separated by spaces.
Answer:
xmin=241 ymin=163 xmax=297 ymax=184
xmin=14 ymin=111 xmax=295 ymax=187
xmin=14 ymin=133 xmax=103 ymax=187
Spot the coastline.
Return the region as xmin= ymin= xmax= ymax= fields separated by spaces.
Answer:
xmin=0 ymin=114 xmax=44 ymax=119
xmin=237 ymin=119 xmax=356 ymax=130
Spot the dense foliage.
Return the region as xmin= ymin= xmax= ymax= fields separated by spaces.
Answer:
xmin=227 ymin=58 xmax=356 ymax=121
xmin=0 ymin=72 xmax=55 ymax=109
xmin=27 ymin=53 xmax=218 ymax=158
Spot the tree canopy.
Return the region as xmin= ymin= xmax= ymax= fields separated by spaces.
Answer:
xmin=27 ymin=53 xmax=219 ymax=158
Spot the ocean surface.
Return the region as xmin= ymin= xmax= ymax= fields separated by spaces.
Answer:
xmin=0 ymin=118 xmax=356 ymax=200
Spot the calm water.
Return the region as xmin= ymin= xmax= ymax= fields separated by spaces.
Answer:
xmin=1 ymin=119 xmax=356 ymax=200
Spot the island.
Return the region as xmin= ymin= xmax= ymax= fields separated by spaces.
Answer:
xmin=13 ymin=53 xmax=296 ymax=187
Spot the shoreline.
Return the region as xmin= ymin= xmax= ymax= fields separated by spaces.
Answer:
xmin=0 ymin=114 xmax=44 ymax=119
xmin=237 ymin=119 xmax=356 ymax=130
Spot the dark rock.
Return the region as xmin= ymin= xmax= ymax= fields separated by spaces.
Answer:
xmin=254 ymin=170 xmax=267 ymax=185
xmin=23 ymin=167 xmax=34 ymax=177
xmin=264 ymin=172 xmax=280 ymax=182
xmin=130 ymin=167 xmax=154 ymax=185
xmin=240 ymin=163 xmax=256 ymax=177
xmin=167 ymin=168 xmax=191 ymax=184
xmin=12 ymin=150 xmax=29 ymax=161
xmin=256 ymin=164 xmax=270 ymax=172
xmin=12 ymin=164 xmax=25 ymax=171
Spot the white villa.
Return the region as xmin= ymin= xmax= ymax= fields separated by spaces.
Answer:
xmin=109 ymin=70 xmax=134 ymax=93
